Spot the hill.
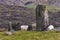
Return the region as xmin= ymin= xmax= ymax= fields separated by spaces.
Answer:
xmin=48 ymin=0 xmax=60 ymax=7
xmin=0 ymin=0 xmax=60 ymax=28
xmin=0 ymin=4 xmax=60 ymax=28
xmin=0 ymin=0 xmax=60 ymax=7
xmin=0 ymin=4 xmax=36 ymax=28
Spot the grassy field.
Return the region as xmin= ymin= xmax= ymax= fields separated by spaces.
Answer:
xmin=0 ymin=30 xmax=60 ymax=40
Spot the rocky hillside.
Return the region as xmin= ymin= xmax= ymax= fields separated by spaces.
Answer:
xmin=0 ymin=0 xmax=47 ymax=6
xmin=48 ymin=11 xmax=60 ymax=27
xmin=0 ymin=4 xmax=60 ymax=28
xmin=48 ymin=0 xmax=60 ymax=7
xmin=0 ymin=3 xmax=36 ymax=28
xmin=0 ymin=0 xmax=60 ymax=7
xmin=0 ymin=0 xmax=60 ymax=28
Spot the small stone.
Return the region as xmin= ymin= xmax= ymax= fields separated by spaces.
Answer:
xmin=5 ymin=32 xmax=12 ymax=35
xmin=48 ymin=25 xmax=54 ymax=30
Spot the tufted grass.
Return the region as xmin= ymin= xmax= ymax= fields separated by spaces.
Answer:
xmin=0 ymin=30 xmax=60 ymax=40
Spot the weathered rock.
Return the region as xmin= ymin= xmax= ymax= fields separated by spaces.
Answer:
xmin=21 ymin=25 xmax=28 ymax=30
xmin=5 ymin=31 xmax=12 ymax=35
xmin=36 ymin=4 xmax=49 ymax=31
xmin=47 ymin=25 xmax=54 ymax=30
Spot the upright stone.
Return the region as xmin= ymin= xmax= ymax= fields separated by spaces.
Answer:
xmin=8 ymin=21 xmax=14 ymax=32
xmin=36 ymin=4 xmax=49 ymax=31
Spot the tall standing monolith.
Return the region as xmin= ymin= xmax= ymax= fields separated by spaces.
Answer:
xmin=36 ymin=4 xmax=49 ymax=31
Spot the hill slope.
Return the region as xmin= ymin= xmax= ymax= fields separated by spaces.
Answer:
xmin=0 ymin=4 xmax=36 ymax=28
xmin=0 ymin=4 xmax=60 ymax=27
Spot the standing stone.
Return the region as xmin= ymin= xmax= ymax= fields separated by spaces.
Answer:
xmin=12 ymin=22 xmax=21 ymax=31
xmin=8 ymin=21 xmax=14 ymax=32
xmin=36 ymin=4 xmax=49 ymax=31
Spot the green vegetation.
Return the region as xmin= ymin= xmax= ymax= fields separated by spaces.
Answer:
xmin=0 ymin=30 xmax=60 ymax=40
xmin=47 ymin=5 xmax=60 ymax=11
xmin=26 ymin=3 xmax=60 ymax=11
xmin=26 ymin=3 xmax=36 ymax=8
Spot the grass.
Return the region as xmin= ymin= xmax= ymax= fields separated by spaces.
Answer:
xmin=26 ymin=3 xmax=36 ymax=8
xmin=26 ymin=3 xmax=60 ymax=11
xmin=0 ymin=30 xmax=60 ymax=40
xmin=47 ymin=5 xmax=60 ymax=11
